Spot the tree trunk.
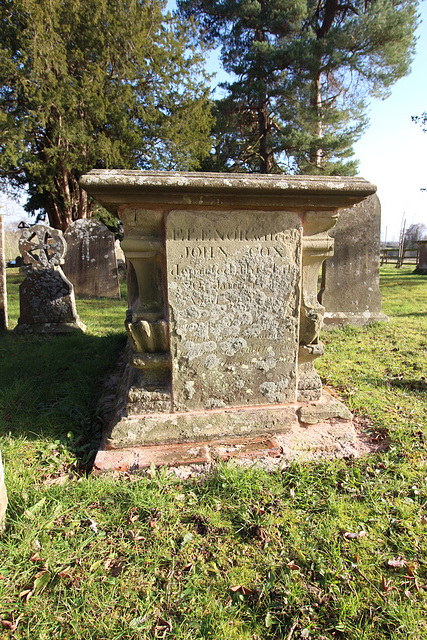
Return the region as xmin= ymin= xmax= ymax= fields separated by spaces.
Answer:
xmin=258 ymin=98 xmax=272 ymax=174
xmin=47 ymin=169 xmax=93 ymax=231
xmin=310 ymin=70 xmax=323 ymax=169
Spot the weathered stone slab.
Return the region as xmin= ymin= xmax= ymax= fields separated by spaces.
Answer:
xmin=0 ymin=216 xmax=7 ymax=330
xmin=167 ymin=210 xmax=301 ymax=410
xmin=63 ymin=219 xmax=120 ymax=298
xmin=415 ymin=240 xmax=427 ymax=275
xmin=320 ymin=194 xmax=388 ymax=327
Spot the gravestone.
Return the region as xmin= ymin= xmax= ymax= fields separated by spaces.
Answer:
xmin=319 ymin=194 xmax=388 ymax=328
xmin=80 ymin=170 xmax=376 ymax=470
xmin=15 ymin=225 xmax=86 ymax=333
xmin=0 ymin=216 xmax=7 ymax=330
xmin=63 ymin=219 xmax=120 ymax=298
xmin=415 ymin=240 xmax=427 ymax=274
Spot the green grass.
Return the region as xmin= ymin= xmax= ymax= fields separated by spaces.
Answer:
xmin=0 ymin=265 xmax=426 ymax=639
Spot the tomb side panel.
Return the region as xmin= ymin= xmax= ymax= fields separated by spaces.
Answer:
xmin=166 ymin=210 xmax=302 ymax=411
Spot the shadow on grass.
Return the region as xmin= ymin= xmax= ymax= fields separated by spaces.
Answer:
xmin=0 ymin=327 xmax=126 ymax=469
xmin=392 ymin=311 xmax=427 ymax=318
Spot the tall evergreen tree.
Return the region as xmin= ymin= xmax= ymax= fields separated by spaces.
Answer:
xmin=0 ymin=0 xmax=213 ymax=229
xmin=180 ymin=0 xmax=419 ymax=174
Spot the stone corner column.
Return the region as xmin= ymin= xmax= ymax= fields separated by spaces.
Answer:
xmin=298 ymin=210 xmax=337 ymax=402
xmin=119 ymin=207 xmax=171 ymax=414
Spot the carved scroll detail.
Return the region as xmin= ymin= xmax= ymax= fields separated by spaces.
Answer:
xmin=298 ymin=211 xmax=338 ymax=401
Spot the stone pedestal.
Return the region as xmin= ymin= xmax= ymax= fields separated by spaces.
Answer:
xmin=80 ymin=171 xmax=376 ymax=469
xmin=319 ymin=194 xmax=388 ymax=328
xmin=415 ymin=240 xmax=427 ymax=275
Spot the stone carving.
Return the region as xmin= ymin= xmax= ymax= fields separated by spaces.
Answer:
xmin=319 ymin=194 xmax=388 ymax=327
xmin=0 ymin=216 xmax=7 ymax=330
xmin=62 ymin=219 xmax=120 ymax=298
xmin=15 ymin=224 xmax=86 ymax=334
xmin=19 ymin=224 xmax=66 ymax=269
xmin=80 ymin=170 xmax=376 ymax=462
xmin=297 ymin=211 xmax=337 ymax=401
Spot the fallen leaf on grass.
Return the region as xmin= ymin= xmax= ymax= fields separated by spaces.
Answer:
xmin=381 ymin=576 xmax=398 ymax=593
xmin=343 ymin=531 xmax=367 ymax=540
xmin=43 ymin=474 xmax=69 ymax=486
xmin=33 ymin=570 xmax=52 ymax=594
xmin=104 ymin=559 xmax=124 ymax=576
xmin=230 ymin=585 xmax=254 ymax=596
xmin=18 ymin=589 xmax=33 ymax=603
xmin=388 ymin=558 xmax=406 ymax=569
xmin=1 ymin=616 xmax=22 ymax=631
xmin=129 ymin=530 xmax=145 ymax=542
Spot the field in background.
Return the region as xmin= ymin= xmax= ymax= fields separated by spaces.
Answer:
xmin=0 ymin=266 xmax=426 ymax=639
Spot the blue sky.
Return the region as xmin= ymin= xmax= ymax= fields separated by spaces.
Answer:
xmin=2 ymin=1 xmax=426 ymax=240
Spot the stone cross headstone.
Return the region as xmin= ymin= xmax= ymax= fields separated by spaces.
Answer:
xmin=319 ymin=194 xmax=388 ymax=328
xmin=415 ymin=240 xmax=427 ymax=274
xmin=15 ymin=224 xmax=86 ymax=333
xmin=0 ymin=215 xmax=7 ymax=330
xmin=63 ymin=219 xmax=120 ymax=298
xmin=81 ymin=170 xmax=376 ymax=470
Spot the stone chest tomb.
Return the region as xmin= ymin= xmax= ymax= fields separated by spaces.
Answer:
xmin=80 ymin=171 xmax=376 ymax=469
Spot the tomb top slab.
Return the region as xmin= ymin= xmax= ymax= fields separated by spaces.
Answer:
xmin=80 ymin=170 xmax=376 ymax=212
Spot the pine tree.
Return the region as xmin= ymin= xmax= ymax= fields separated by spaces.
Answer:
xmin=180 ymin=0 xmax=419 ymax=174
xmin=0 ymin=0 xmax=213 ymax=229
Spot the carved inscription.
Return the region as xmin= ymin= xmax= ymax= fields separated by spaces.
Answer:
xmin=166 ymin=210 xmax=302 ymax=411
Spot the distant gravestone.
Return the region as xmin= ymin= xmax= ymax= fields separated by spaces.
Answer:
xmin=63 ymin=219 xmax=120 ymax=298
xmin=319 ymin=194 xmax=388 ymax=328
xmin=415 ymin=240 xmax=427 ymax=275
xmin=15 ymin=225 xmax=86 ymax=333
xmin=0 ymin=216 xmax=7 ymax=330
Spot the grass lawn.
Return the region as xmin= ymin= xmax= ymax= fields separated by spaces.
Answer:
xmin=0 ymin=265 xmax=426 ymax=639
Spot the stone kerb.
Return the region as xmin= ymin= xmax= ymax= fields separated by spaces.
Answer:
xmin=14 ymin=224 xmax=86 ymax=334
xmin=80 ymin=170 xmax=376 ymax=466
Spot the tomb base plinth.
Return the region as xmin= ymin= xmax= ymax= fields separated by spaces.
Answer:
xmin=94 ymin=390 xmax=355 ymax=471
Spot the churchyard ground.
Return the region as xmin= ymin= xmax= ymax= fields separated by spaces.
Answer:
xmin=0 ymin=266 xmax=426 ymax=639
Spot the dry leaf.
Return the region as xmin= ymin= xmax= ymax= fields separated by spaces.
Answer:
xmin=19 ymin=589 xmax=33 ymax=602
xmin=388 ymin=558 xmax=406 ymax=569
xmin=343 ymin=531 xmax=367 ymax=539
xmin=230 ymin=585 xmax=253 ymax=595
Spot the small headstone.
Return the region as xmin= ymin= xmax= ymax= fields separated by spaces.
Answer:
xmin=319 ymin=194 xmax=388 ymax=328
xmin=415 ymin=240 xmax=427 ymax=274
xmin=15 ymin=224 xmax=86 ymax=333
xmin=63 ymin=219 xmax=120 ymax=298
xmin=0 ymin=216 xmax=7 ymax=330
xmin=0 ymin=452 xmax=7 ymax=531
